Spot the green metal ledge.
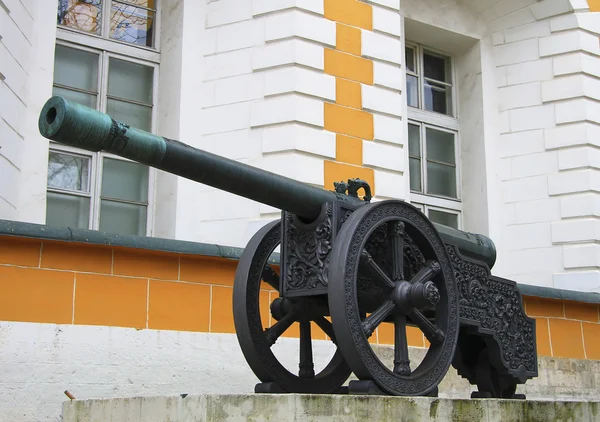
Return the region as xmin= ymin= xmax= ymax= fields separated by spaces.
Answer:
xmin=1 ymin=219 xmax=599 ymax=304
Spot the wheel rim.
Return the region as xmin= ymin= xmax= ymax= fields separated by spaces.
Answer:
xmin=328 ymin=200 xmax=459 ymax=396
xmin=233 ymin=220 xmax=352 ymax=393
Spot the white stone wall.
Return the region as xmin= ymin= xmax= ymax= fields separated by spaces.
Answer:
xmin=0 ymin=0 xmax=56 ymax=225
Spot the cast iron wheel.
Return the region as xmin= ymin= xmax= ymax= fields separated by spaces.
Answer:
xmin=233 ymin=220 xmax=352 ymax=393
xmin=328 ymin=200 xmax=460 ymax=396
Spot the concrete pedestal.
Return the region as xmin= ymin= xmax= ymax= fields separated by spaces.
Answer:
xmin=62 ymin=393 xmax=600 ymax=421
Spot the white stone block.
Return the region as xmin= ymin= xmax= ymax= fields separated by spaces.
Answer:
xmin=555 ymin=98 xmax=600 ymax=124
xmin=576 ymin=12 xmax=600 ymax=34
xmin=539 ymin=30 xmax=600 ymax=57
xmin=549 ymin=13 xmax=579 ymax=32
xmin=200 ymin=102 xmax=251 ymax=135
xmin=216 ymin=19 xmax=265 ymax=53
xmin=504 ymin=21 xmax=551 ymax=44
xmin=564 ymin=244 xmax=600 ymax=268
xmin=0 ymin=155 xmax=18 ymax=205
xmin=554 ymin=271 xmax=600 ymax=293
xmin=495 ymin=66 xmax=507 ymax=87
xmin=0 ymin=7 xmax=29 ymax=68
xmin=561 ymin=193 xmax=600 ymax=218
xmin=552 ymin=218 xmax=600 ymax=243
xmin=196 ymin=189 xmax=261 ymax=222
xmin=502 ymin=175 xmax=548 ymax=203
xmin=0 ymin=117 xmax=21 ymax=168
xmin=200 ymin=81 xmax=216 ymax=108
xmin=508 ymin=104 xmax=555 ymax=132
xmin=499 ymin=158 xmax=512 ymax=181
xmin=506 ymin=59 xmax=553 ymax=85
xmin=545 ymin=122 xmax=600 ymax=149
xmin=374 ymin=168 xmax=405 ymax=199
xmin=262 ymin=152 xmax=324 ymax=186
xmin=252 ymin=39 xmax=324 ymax=71
xmin=492 ymin=31 xmax=505 ymax=46
xmin=372 ymin=5 xmax=401 ymax=37
xmin=362 ymin=30 xmax=402 ymax=64
xmin=373 ymin=61 xmax=403 ymax=91
xmin=204 ymin=49 xmax=253 ymax=81
xmin=264 ymin=67 xmax=335 ymax=101
xmin=499 ymin=129 xmax=545 ymax=158
xmin=568 ymin=0 xmax=590 ymax=10
xmin=264 ymin=9 xmax=335 ymax=46
xmin=262 ymin=123 xmax=335 ymax=158
xmin=2 ymin=0 xmax=32 ymax=41
xmin=363 ymin=141 xmax=404 ymax=172
xmin=481 ymin=7 xmax=499 ymax=22
xmin=499 ymin=110 xmax=511 ymax=134
xmin=250 ymin=94 xmax=323 ymax=128
xmin=494 ymin=38 xmax=539 ymax=66
xmin=203 ymin=28 xmax=217 ymax=56
xmin=558 ymin=146 xmax=600 ymax=170
xmin=373 ymin=113 xmax=403 ymax=145
xmin=506 ymin=223 xmax=552 ymax=249
xmin=498 ymin=82 xmax=542 ymax=111
xmin=0 ymin=81 xmax=24 ymax=135
xmin=553 ymin=52 xmax=600 ymax=78
xmin=531 ymin=0 xmax=574 ymax=20
xmin=200 ymin=129 xmax=262 ymax=160
xmin=207 ymin=0 xmax=253 ymax=27
xmin=504 ymin=246 xmax=564 ymax=274
xmin=492 ymin=0 xmax=537 ymax=18
xmin=514 ymin=198 xmax=561 ymax=224
xmin=0 ymin=41 xmax=26 ymax=102
xmin=510 ymin=151 xmax=558 ymax=179
xmin=365 ymin=0 xmax=400 ymax=10
xmin=253 ymin=0 xmax=324 ymax=16
xmin=214 ymin=73 xmax=265 ymax=106
xmin=542 ymin=74 xmax=600 ymax=103
xmin=489 ymin=8 xmax=536 ymax=32
xmin=362 ymin=85 xmax=402 ymax=117
xmin=548 ymin=169 xmax=600 ymax=195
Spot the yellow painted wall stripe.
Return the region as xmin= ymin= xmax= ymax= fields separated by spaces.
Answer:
xmin=335 ymin=78 xmax=362 ymax=109
xmin=325 ymin=102 xmax=373 ymax=140
xmin=325 ymin=49 xmax=373 ymax=85
xmin=336 ymin=23 xmax=361 ymax=56
xmin=336 ymin=134 xmax=363 ymax=165
xmin=324 ymin=0 xmax=373 ymax=30
xmin=324 ymin=161 xmax=375 ymax=196
xmin=588 ymin=0 xmax=600 ymax=11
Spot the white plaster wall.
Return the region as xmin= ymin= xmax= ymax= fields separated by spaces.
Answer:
xmin=0 ymin=0 xmax=56 ymax=224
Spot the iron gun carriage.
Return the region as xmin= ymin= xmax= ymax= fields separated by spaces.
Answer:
xmin=38 ymin=96 xmax=537 ymax=399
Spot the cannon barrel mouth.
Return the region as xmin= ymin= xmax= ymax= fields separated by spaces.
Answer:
xmin=39 ymin=96 xmax=68 ymax=141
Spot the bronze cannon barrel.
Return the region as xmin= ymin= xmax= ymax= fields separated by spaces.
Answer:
xmin=38 ymin=96 xmax=497 ymax=268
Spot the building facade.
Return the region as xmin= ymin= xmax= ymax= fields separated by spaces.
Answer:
xmin=1 ymin=0 xmax=600 ymax=420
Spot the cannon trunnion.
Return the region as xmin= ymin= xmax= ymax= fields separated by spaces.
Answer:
xmin=38 ymin=96 xmax=537 ymax=399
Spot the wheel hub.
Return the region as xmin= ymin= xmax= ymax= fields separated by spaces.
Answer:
xmin=390 ymin=280 xmax=440 ymax=312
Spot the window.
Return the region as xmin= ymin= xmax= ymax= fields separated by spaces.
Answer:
xmin=57 ymin=0 xmax=157 ymax=49
xmin=406 ymin=43 xmax=461 ymax=229
xmin=47 ymin=2 xmax=159 ymax=236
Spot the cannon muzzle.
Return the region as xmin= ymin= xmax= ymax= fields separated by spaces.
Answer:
xmin=38 ymin=96 xmax=497 ymax=268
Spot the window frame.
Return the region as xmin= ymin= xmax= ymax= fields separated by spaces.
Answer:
xmin=56 ymin=0 xmax=161 ymax=54
xmin=405 ymin=41 xmax=462 ymax=229
xmin=48 ymin=18 xmax=160 ymax=236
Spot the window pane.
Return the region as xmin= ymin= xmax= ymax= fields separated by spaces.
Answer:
xmin=106 ymin=99 xmax=152 ymax=131
xmin=423 ymin=51 xmax=451 ymax=83
xmin=408 ymin=124 xmax=421 ymax=157
xmin=54 ymin=45 xmax=99 ymax=93
xmin=424 ymin=81 xmax=452 ymax=116
xmin=427 ymin=162 xmax=457 ymax=198
xmin=101 ymin=158 xmax=149 ymax=202
xmin=409 ymin=158 xmax=421 ymax=192
xmin=406 ymin=75 xmax=419 ymax=108
xmin=108 ymin=58 xmax=154 ymax=104
xmin=426 ymin=128 xmax=455 ymax=165
xmin=110 ymin=1 xmax=156 ymax=47
xmin=57 ymin=0 xmax=102 ymax=35
xmin=99 ymin=200 xmax=147 ymax=235
xmin=405 ymin=47 xmax=416 ymax=73
xmin=46 ymin=192 xmax=90 ymax=229
xmin=47 ymin=151 xmax=90 ymax=192
xmin=428 ymin=209 xmax=458 ymax=230
xmin=52 ymin=86 xmax=97 ymax=109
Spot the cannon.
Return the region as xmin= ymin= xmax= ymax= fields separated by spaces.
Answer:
xmin=38 ymin=96 xmax=537 ymax=399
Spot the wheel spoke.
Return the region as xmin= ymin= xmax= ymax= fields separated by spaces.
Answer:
xmin=409 ymin=260 xmax=441 ymax=285
xmin=359 ymin=250 xmax=395 ymax=290
xmin=408 ymin=309 xmax=445 ymax=346
xmin=261 ymin=264 xmax=280 ymax=290
xmin=264 ymin=311 xmax=296 ymax=346
xmin=393 ymin=313 xmax=411 ymax=376
xmin=299 ymin=320 xmax=315 ymax=378
xmin=389 ymin=221 xmax=405 ymax=282
xmin=362 ymin=300 xmax=396 ymax=338
xmin=314 ymin=316 xmax=337 ymax=345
